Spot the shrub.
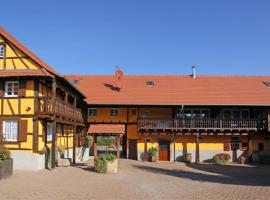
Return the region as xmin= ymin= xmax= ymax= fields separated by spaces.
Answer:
xmin=0 ymin=135 xmax=11 ymax=161
xmin=57 ymin=145 xmax=65 ymax=158
xmin=148 ymin=147 xmax=158 ymax=157
xmin=84 ymin=136 xmax=93 ymax=148
xmin=213 ymin=153 xmax=231 ymax=165
xmin=0 ymin=148 xmax=11 ymax=161
xmin=94 ymin=154 xmax=116 ymax=173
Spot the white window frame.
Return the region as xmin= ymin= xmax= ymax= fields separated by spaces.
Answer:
xmin=2 ymin=120 xmax=18 ymax=142
xmin=47 ymin=122 xmax=53 ymax=142
xmin=88 ymin=108 xmax=97 ymax=117
xmin=110 ymin=108 xmax=119 ymax=117
xmin=5 ymin=81 xmax=19 ymax=97
xmin=0 ymin=44 xmax=5 ymax=58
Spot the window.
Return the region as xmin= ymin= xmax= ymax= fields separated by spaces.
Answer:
xmin=2 ymin=120 xmax=18 ymax=142
xmin=263 ymin=82 xmax=270 ymax=87
xmin=0 ymin=44 xmax=4 ymax=58
xmin=47 ymin=122 xmax=53 ymax=141
xmin=110 ymin=108 xmax=119 ymax=117
xmin=72 ymin=80 xmax=79 ymax=85
xmin=131 ymin=109 xmax=137 ymax=115
xmin=5 ymin=81 xmax=19 ymax=97
xmin=143 ymin=111 xmax=150 ymax=119
xmin=146 ymin=80 xmax=155 ymax=86
xmin=241 ymin=110 xmax=249 ymax=119
xmin=88 ymin=108 xmax=97 ymax=117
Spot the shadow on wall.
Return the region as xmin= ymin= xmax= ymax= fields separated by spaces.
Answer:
xmin=132 ymin=163 xmax=270 ymax=186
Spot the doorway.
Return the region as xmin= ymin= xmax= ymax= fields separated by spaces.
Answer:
xmin=159 ymin=140 xmax=170 ymax=161
xmin=128 ymin=139 xmax=138 ymax=160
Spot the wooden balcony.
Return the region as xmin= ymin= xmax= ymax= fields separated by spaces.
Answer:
xmin=37 ymin=97 xmax=84 ymax=123
xmin=138 ymin=118 xmax=267 ymax=132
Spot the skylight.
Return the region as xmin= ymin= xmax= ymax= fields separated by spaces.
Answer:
xmin=146 ymin=80 xmax=155 ymax=86
xmin=72 ymin=80 xmax=80 ymax=85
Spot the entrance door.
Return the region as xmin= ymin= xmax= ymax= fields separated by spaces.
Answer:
xmin=128 ymin=140 xmax=138 ymax=160
xmin=159 ymin=140 xmax=170 ymax=161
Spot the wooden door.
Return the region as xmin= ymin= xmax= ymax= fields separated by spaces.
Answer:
xmin=159 ymin=140 xmax=170 ymax=161
xmin=128 ymin=140 xmax=138 ymax=160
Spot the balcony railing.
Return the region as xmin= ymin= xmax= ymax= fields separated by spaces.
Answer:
xmin=138 ymin=118 xmax=267 ymax=131
xmin=37 ymin=97 xmax=84 ymax=123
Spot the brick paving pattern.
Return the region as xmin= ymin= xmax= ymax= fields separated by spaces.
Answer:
xmin=0 ymin=159 xmax=269 ymax=200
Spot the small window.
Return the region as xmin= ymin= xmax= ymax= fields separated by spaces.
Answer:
xmin=110 ymin=108 xmax=119 ymax=117
xmin=2 ymin=120 xmax=18 ymax=142
xmin=88 ymin=108 xmax=97 ymax=117
xmin=5 ymin=81 xmax=19 ymax=97
xmin=72 ymin=80 xmax=79 ymax=85
xmin=241 ymin=110 xmax=249 ymax=119
xmin=146 ymin=80 xmax=155 ymax=86
xmin=143 ymin=111 xmax=150 ymax=119
xmin=0 ymin=44 xmax=4 ymax=58
xmin=47 ymin=122 xmax=53 ymax=142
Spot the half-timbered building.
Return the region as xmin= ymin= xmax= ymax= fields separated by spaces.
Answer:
xmin=0 ymin=27 xmax=86 ymax=170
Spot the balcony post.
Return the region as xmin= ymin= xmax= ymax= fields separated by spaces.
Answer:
xmin=195 ymin=133 xmax=200 ymax=163
xmin=72 ymin=125 xmax=76 ymax=164
xmin=33 ymin=79 xmax=39 ymax=153
xmin=51 ymin=78 xmax=57 ymax=169
xmin=248 ymin=136 xmax=253 ymax=162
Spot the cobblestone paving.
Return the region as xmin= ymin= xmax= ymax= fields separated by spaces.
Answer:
xmin=0 ymin=159 xmax=270 ymax=200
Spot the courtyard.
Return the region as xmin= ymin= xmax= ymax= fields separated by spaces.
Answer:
xmin=0 ymin=159 xmax=270 ymax=200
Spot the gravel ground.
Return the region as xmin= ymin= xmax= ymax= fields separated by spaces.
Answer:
xmin=0 ymin=159 xmax=270 ymax=200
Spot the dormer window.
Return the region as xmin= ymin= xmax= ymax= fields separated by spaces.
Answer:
xmin=263 ymin=82 xmax=270 ymax=87
xmin=72 ymin=80 xmax=79 ymax=85
xmin=0 ymin=44 xmax=4 ymax=58
xmin=146 ymin=80 xmax=155 ymax=86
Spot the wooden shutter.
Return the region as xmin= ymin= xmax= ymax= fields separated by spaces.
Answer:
xmin=19 ymin=80 xmax=26 ymax=97
xmin=18 ymin=120 xmax=28 ymax=142
xmin=0 ymin=80 xmax=5 ymax=96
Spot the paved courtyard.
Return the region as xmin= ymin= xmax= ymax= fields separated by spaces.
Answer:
xmin=0 ymin=159 xmax=270 ymax=200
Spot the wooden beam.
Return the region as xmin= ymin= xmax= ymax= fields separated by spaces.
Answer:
xmin=93 ymin=134 xmax=97 ymax=159
xmin=33 ymin=79 xmax=39 ymax=153
xmin=51 ymin=79 xmax=57 ymax=169
xmin=72 ymin=125 xmax=76 ymax=164
xmin=116 ymin=135 xmax=120 ymax=159
xmin=143 ymin=137 xmax=147 ymax=161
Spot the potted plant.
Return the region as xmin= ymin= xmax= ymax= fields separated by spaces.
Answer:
xmin=148 ymin=147 xmax=158 ymax=162
xmin=212 ymin=153 xmax=231 ymax=165
xmin=0 ymin=136 xmax=13 ymax=180
xmin=183 ymin=153 xmax=192 ymax=163
xmin=238 ymin=156 xmax=246 ymax=164
xmin=94 ymin=153 xmax=118 ymax=173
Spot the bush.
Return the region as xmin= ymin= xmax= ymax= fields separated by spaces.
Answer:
xmin=57 ymin=145 xmax=65 ymax=158
xmin=0 ymin=148 xmax=11 ymax=161
xmin=213 ymin=153 xmax=231 ymax=165
xmin=0 ymin=135 xmax=11 ymax=161
xmin=94 ymin=154 xmax=116 ymax=173
xmin=148 ymin=147 xmax=158 ymax=157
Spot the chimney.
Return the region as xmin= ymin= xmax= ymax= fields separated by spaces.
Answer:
xmin=114 ymin=67 xmax=124 ymax=90
xmin=192 ymin=65 xmax=196 ymax=79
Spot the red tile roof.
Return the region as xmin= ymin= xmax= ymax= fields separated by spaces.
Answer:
xmin=88 ymin=124 xmax=125 ymax=135
xmin=66 ymin=75 xmax=270 ymax=106
xmin=0 ymin=27 xmax=85 ymax=98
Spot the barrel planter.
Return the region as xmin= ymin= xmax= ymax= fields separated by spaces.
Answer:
xmin=0 ymin=159 xmax=13 ymax=180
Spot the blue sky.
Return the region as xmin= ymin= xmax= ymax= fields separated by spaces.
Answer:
xmin=1 ymin=0 xmax=270 ymax=75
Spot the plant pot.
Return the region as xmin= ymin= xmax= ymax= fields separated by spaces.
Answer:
xmin=107 ymin=159 xmax=118 ymax=173
xmin=0 ymin=159 xmax=13 ymax=180
xmin=184 ymin=153 xmax=192 ymax=163
xmin=148 ymin=155 xmax=157 ymax=162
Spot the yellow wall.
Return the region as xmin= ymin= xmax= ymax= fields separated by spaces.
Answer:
xmin=0 ymin=36 xmax=39 ymax=70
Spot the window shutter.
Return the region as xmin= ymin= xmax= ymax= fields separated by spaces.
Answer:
xmin=0 ymin=80 xmax=4 ymax=96
xmin=18 ymin=120 xmax=28 ymax=142
xmin=19 ymin=80 xmax=26 ymax=97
